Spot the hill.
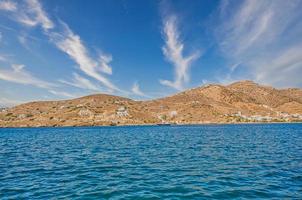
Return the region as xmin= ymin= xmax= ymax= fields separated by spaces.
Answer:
xmin=1 ymin=81 xmax=302 ymax=127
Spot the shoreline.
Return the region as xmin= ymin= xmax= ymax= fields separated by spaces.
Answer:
xmin=1 ymin=80 xmax=301 ymax=129
xmin=1 ymin=121 xmax=301 ymax=129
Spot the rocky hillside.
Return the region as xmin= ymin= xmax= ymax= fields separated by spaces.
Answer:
xmin=1 ymin=81 xmax=302 ymax=127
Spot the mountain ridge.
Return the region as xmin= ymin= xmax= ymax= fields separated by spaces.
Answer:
xmin=1 ymin=80 xmax=302 ymax=127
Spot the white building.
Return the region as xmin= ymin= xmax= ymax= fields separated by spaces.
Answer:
xmin=0 ymin=108 xmax=7 ymax=112
xmin=170 ymin=110 xmax=178 ymax=118
xmin=78 ymin=108 xmax=93 ymax=117
xmin=116 ymin=106 xmax=128 ymax=117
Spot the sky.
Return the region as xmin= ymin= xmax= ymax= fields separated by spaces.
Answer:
xmin=0 ymin=0 xmax=302 ymax=107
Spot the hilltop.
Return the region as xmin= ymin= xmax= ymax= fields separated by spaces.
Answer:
xmin=1 ymin=81 xmax=302 ymax=127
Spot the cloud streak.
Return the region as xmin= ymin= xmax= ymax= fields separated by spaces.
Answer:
xmin=131 ymin=82 xmax=150 ymax=98
xmin=49 ymin=24 xmax=120 ymax=92
xmin=98 ymin=53 xmax=113 ymax=75
xmin=0 ymin=97 xmax=24 ymax=107
xmin=0 ymin=63 xmax=79 ymax=99
xmin=17 ymin=0 xmax=54 ymax=30
xmin=215 ymin=0 xmax=302 ymax=87
xmin=59 ymin=73 xmax=102 ymax=92
xmin=0 ymin=57 xmax=78 ymax=99
xmin=2 ymin=0 xmax=121 ymax=94
xmin=0 ymin=0 xmax=16 ymax=11
xmin=0 ymin=64 xmax=54 ymax=89
xmin=1 ymin=0 xmax=53 ymax=30
xmin=160 ymin=15 xmax=200 ymax=90
xmin=48 ymin=89 xmax=76 ymax=98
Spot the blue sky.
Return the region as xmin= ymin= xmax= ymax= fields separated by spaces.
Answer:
xmin=0 ymin=0 xmax=302 ymax=106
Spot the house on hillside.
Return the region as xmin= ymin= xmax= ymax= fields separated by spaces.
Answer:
xmin=0 ymin=108 xmax=7 ymax=112
xmin=116 ymin=106 xmax=128 ymax=117
xmin=170 ymin=111 xmax=178 ymax=118
xmin=78 ymin=108 xmax=93 ymax=117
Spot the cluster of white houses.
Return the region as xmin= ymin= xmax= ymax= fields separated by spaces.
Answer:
xmin=116 ymin=106 xmax=129 ymax=117
xmin=76 ymin=106 xmax=129 ymax=118
xmin=227 ymin=111 xmax=302 ymax=122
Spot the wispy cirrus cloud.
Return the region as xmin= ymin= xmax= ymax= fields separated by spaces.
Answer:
xmin=0 ymin=64 xmax=54 ymax=89
xmin=49 ymin=23 xmax=120 ymax=92
xmin=0 ymin=63 xmax=77 ymax=99
xmin=215 ymin=0 xmax=302 ymax=87
xmin=48 ymin=89 xmax=76 ymax=98
xmin=0 ymin=53 xmax=78 ymax=99
xmin=0 ymin=0 xmax=16 ymax=11
xmin=59 ymin=73 xmax=102 ymax=92
xmin=16 ymin=0 xmax=54 ymax=30
xmin=131 ymin=82 xmax=150 ymax=98
xmin=160 ymin=15 xmax=200 ymax=90
xmin=98 ymin=53 xmax=113 ymax=75
xmin=2 ymin=0 xmax=122 ymax=94
xmin=0 ymin=0 xmax=53 ymax=30
xmin=0 ymin=97 xmax=24 ymax=107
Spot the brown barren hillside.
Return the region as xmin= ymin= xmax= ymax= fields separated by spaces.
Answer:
xmin=1 ymin=81 xmax=302 ymax=127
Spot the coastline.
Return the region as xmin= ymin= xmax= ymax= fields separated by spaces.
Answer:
xmin=1 ymin=80 xmax=301 ymax=129
xmin=1 ymin=121 xmax=301 ymax=129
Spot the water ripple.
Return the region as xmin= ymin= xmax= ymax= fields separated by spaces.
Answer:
xmin=0 ymin=124 xmax=302 ymax=199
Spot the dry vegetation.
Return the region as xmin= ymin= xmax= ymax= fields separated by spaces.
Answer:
xmin=1 ymin=80 xmax=302 ymax=127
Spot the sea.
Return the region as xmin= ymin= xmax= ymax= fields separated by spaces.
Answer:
xmin=0 ymin=124 xmax=301 ymax=199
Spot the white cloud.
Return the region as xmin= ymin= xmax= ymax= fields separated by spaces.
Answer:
xmin=48 ymin=89 xmax=76 ymax=98
xmin=215 ymin=0 xmax=302 ymax=87
xmin=49 ymin=23 xmax=121 ymax=92
xmin=1 ymin=0 xmax=53 ymax=30
xmin=201 ymin=79 xmax=209 ymax=85
xmin=160 ymin=15 xmax=200 ymax=90
xmin=0 ymin=61 xmax=78 ymax=100
xmin=16 ymin=33 xmax=39 ymax=54
xmin=18 ymin=34 xmax=27 ymax=46
xmin=253 ymin=43 xmax=302 ymax=87
xmin=229 ymin=63 xmax=241 ymax=72
xmin=0 ymin=62 xmax=87 ymax=100
xmin=131 ymin=82 xmax=149 ymax=97
xmin=16 ymin=0 xmax=54 ymax=30
xmin=1 ymin=0 xmax=123 ymax=94
xmin=0 ymin=64 xmax=55 ymax=89
xmin=59 ymin=73 xmax=102 ymax=91
xmin=98 ymin=53 xmax=113 ymax=75
xmin=0 ymin=97 xmax=23 ymax=107
xmin=0 ymin=0 xmax=17 ymax=11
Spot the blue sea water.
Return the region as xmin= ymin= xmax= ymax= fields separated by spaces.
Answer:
xmin=0 ymin=124 xmax=301 ymax=199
